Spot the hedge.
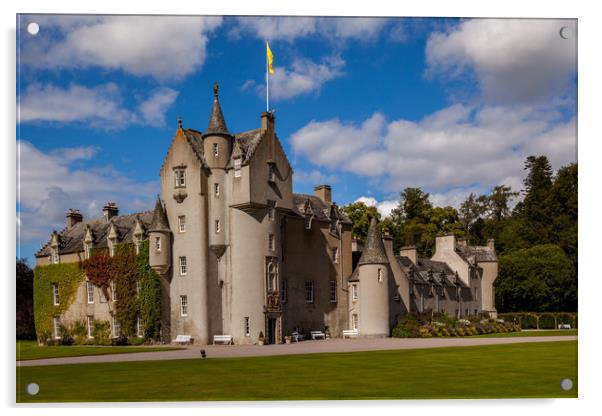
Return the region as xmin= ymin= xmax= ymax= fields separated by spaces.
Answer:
xmin=498 ymin=312 xmax=578 ymax=329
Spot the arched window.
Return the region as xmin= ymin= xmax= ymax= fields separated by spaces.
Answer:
xmin=266 ymin=260 xmax=278 ymax=292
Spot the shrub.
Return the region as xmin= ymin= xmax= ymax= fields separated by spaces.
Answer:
xmin=418 ymin=327 xmax=432 ymax=338
xmin=538 ymin=314 xmax=557 ymax=329
xmin=456 ymin=327 xmax=466 ymax=336
xmin=519 ymin=313 xmax=538 ymax=329
xmin=392 ymin=315 xmax=421 ymax=338
xmin=93 ymin=320 xmax=111 ymax=342
xmin=128 ymin=337 xmax=146 ymax=346
xmin=113 ymin=335 xmax=129 ymax=346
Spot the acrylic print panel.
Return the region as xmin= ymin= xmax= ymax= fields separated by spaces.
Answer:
xmin=16 ymin=14 xmax=577 ymax=402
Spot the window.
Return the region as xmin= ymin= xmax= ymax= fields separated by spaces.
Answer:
xmin=331 ymin=247 xmax=339 ymax=263
xmin=377 ymin=268 xmax=384 ymax=283
xmin=329 ymin=280 xmax=337 ymax=303
xmin=244 ymin=317 xmax=250 ymax=336
xmin=112 ymin=316 xmax=121 ymax=338
xmin=475 ymin=309 xmax=478 ymax=316
xmin=108 ymin=239 xmax=115 ymax=257
xmin=304 ymin=216 xmax=312 ymax=230
xmin=281 ymin=279 xmax=287 ymax=304
xmin=214 ymin=183 xmax=220 ymax=197
xmin=51 ymin=249 xmax=59 ymax=264
xmin=86 ymin=316 xmax=93 ymax=338
xmin=174 ymin=168 xmax=186 ymax=187
xmin=268 ymin=234 xmax=275 ymax=251
xmin=352 ymin=284 xmax=359 ymax=301
xmin=155 ymin=236 xmax=161 ymax=252
xmin=305 ymin=281 xmax=314 ymax=303
xmin=180 ymin=295 xmax=188 ymax=316
xmin=52 ymin=284 xmax=59 ymax=305
xmin=111 ymin=281 xmax=117 ymax=301
xmin=53 ymin=316 xmax=61 ymax=339
xmin=178 ymin=215 xmax=186 ymax=233
xmin=394 ymin=291 xmax=401 ymax=302
xmin=465 ymin=308 xmax=469 ymax=317
xmin=474 ymin=287 xmax=478 ymax=301
xmin=85 ymin=282 xmax=95 ymax=304
xmin=213 ymin=143 xmax=219 ymax=157
xmin=266 ymin=260 xmax=277 ymax=292
xmin=137 ymin=316 xmax=144 ymax=338
xmin=267 ymin=207 xmax=275 ymax=221
xmin=84 ymin=242 xmax=91 ymax=259
xmin=352 ymin=314 xmax=359 ymax=331
xmin=234 ymin=158 xmax=242 ymax=178
xmin=134 ymin=239 xmax=140 ymax=255
xmin=215 ymin=219 xmax=221 ymax=234
xmin=179 ymin=256 xmax=187 ymax=276
xmin=268 ymin=164 xmax=276 ymax=182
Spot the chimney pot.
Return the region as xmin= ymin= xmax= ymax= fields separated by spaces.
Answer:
xmin=65 ymin=209 xmax=83 ymax=230
xmin=102 ymin=202 xmax=119 ymax=221
xmin=314 ymin=184 xmax=332 ymax=205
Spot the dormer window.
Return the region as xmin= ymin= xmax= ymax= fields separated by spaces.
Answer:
xmin=213 ymin=143 xmax=219 ymax=157
xmin=51 ymin=249 xmax=59 ymax=264
xmin=268 ymin=163 xmax=276 ymax=182
xmin=133 ymin=236 xmax=141 ymax=255
xmin=234 ymin=158 xmax=242 ymax=178
xmin=108 ymin=238 xmax=116 ymax=257
xmin=84 ymin=242 xmax=92 ymax=259
xmin=174 ymin=168 xmax=186 ymax=188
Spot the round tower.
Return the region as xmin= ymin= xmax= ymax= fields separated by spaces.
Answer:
xmin=202 ymin=82 xmax=233 ymax=169
xmin=148 ymin=196 xmax=172 ymax=275
xmin=355 ymin=217 xmax=391 ymax=337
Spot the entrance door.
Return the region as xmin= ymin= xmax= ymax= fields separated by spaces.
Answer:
xmin=267 ymin=318 xmax=276 ymax=344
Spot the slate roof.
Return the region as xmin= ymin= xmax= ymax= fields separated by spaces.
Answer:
xmin=233 ymin=128 xmax=263 ymax=164
xmin=205 ymin=82 xmax=229 ymax=136
xmin=36 ymin=211 xmax=153 ymax=257
xmin=357 ymin=217 xmax=389 ymax=265
xmin=291 ymin=194 xmax=352 ymax=224
xmin=456 ymin=245 xmax=497 ymax=264
xmin=149 ymin=197 xmax=170 ymax=232
xmin=396 ymin=255 xmax=465 ymax=287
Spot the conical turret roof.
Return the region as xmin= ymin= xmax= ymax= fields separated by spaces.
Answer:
xmin=205 ymin=81 xmax=229 ymax=136
xmin=149 ymin=197 xmax=170 ymax=232
xmin=357 ymin=217 xmax=389 ymax=265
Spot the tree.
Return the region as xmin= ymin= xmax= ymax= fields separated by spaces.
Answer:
xmin=522 ymin=155 xmax=553 ymax=231
xmin=459 ymin=192 xmax=488 ymax=233
xmin=495 ymin=244 xmax=576 ymax=312
xmin=488 ymin=185 xmax=519 ymax=222
xmin=16 ymin=259 xmax=36 ymax=339
xmin=340 ymin=201 xmax=380 ymax=241
xmin=397 ymin=187 xmax=432 ymax=222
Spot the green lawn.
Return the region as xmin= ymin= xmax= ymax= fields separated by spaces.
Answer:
xmin=469 ymin=329 xmax=577 ymax=338
xmin=17 ymin=341 xmax=182 ymax=361
xmin=17 ymin=341 xmax=577 ymax=402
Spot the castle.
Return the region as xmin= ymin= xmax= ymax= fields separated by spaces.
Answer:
xmin=35 ymin=83 xmax=498 ymax=345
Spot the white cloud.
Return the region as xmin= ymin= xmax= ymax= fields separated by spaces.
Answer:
xmin=21 ymin=15 xmax=222 ymax=80
xmin=18 ymin=83 xmax=178 ymax=129
xmin=242 ymin=55 xmax=345 ymax=101
xmin=293 ymin=169 xmax=338 ymax=186
xmin=17 ymin=140 xmax=157 ymax=243
xmin=232 ymin=17 xmax=388 ymax=43
xmin=355 ymin=196 xmax=397 ymax=218
xmin=425 ymin=19 xmax=577 ymax=103
xmin=291 ymin=104 xmax=576 ymax=195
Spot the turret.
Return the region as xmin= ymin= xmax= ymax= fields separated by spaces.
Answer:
xmin=148 ymin=197 xmax=171 ymax=275
xmin=202 ymin=82 xmax=233 ymax=169
xmin=354 ymin=217 xmax=390 ymax=337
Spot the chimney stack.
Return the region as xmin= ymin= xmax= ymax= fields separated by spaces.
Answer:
xmin=382 ymin=231 xmax=393 ymax=258
xmin=399 ymin=246 xmax=417 ymax=265
xmin=261 ymin=111 xmax=275 ymax=134
xmin=314 ymin=184 xmax=332 ymax=205
xmin=103 ymin=202 xmax=119 ymax=221
xmin=65 ymin=209 xmax=83 ymax=230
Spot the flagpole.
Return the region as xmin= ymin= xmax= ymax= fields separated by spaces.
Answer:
xmin=266 ymin=41 xmax=269 ymax=112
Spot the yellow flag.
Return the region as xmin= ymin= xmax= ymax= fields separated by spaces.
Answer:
xmin=266 ymin=41 xmax=274 ymax=74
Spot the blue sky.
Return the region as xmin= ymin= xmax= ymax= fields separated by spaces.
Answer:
xmin=16 ymin=15 xmax=577 ymax=265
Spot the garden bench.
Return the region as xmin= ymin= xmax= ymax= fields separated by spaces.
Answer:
xmin=213 ymin=334 xmax=233 ymax=345
xmin=291 ymin=331 xmax=304 ymax=342
xmin=342 ymin=329 xmax=359 ymax=338
xmin=311 ymin=331 xmax=326 ymax=340
xmin=172 ymin=335 xmax=192 ymax=345
xmin=558 ymin=324 xmax=572 ymax=329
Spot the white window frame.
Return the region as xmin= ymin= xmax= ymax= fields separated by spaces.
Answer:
xmin=51 ymin=249 xmax=59 ymax=264
xmin=215 ymin=219 xmax=221 ymax=234
xmin=329 ymin=280 xmax=337 ymax=303
xmin=86 ymin=316 xmax=93 ymax=338
xmin=174 ymin=168 xmax=186 ymax=187
xmin=155 ymin=236 xmax=161 ymax=253
xmin=244 ymin=317 xmax=250 ymax=337
xmin=112 ymin=316 xmax=121 ymax=338
xmin=179 ymin=256 xmax=187 ymax=276
xmin=180 ymin=295 xmax=188 ymax=317
xmin=352 ymin=284 xmax=359 ymax=301
xmin=268 ymin=234 xmax=275 ymax=251
xmin=86 ymin=281 xmax=94 ymax=304
xmin=178 ymin=215 xmax=186 ymax=233
xmin=305 ymin=281 xmax=314 ymax=304
xmin=111 ymin=281 xmax=117 ymax=302
xmin=53 ymin=316 xmax=61 ymax=339
xmin=137 ymin=316 xmax=144 ymax=338
xmin=52 ymin=283 xmax=59 ymax=305
xmin=304 ymin=216 xmax=312 ymax=230
xmin=352 ymin=314 xmax=359 ymax=331
xmin=214 ymin=183 xmax=220 ymax=197
xmin=84 ymin=242 xmax=92 ymax=259
xmin=234 ymin=158 xmax=242 ymax=178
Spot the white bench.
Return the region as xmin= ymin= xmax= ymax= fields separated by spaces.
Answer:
xmin=172 ymin=335 xmax=192 ymax=345
xmin=558 ymin=324 xmax=572 ymax=329
xmin=310 ymin=331 xmax=325 ymax=340
xmin=342 ymin=329 xmax=359 ymax=338
xmin=213 ymin=334 xmax=233 ymax=345
xmin=291 ymin=331 xmax=304 ymax=342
